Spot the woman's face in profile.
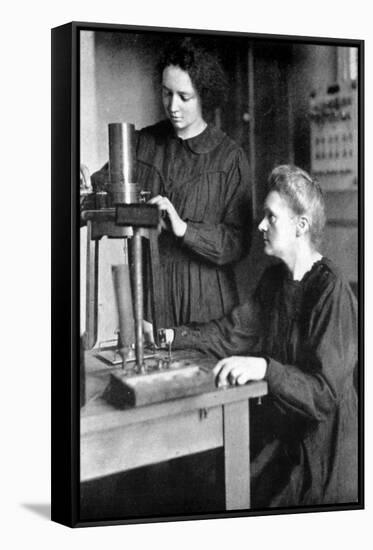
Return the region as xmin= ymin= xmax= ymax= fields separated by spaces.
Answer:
xmin=258 ymin=191 xmax=298 ymax=261
xmin=161 ymin=65 xmax=204 ymax=139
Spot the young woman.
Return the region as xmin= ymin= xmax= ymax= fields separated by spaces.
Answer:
xmin=92 ymin=38 xmax=252 ymax=327
xmin=169 ymin=165 xmax=358 ymax=508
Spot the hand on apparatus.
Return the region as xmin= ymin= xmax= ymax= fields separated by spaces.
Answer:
xmin=213 ymin=356 xmax=267 ymax=388
xmin=148 ymin=195 xmax=187 ymax=237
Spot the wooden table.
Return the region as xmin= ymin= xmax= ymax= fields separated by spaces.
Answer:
xmin=81 ymin=351 xmax=268 ymax=511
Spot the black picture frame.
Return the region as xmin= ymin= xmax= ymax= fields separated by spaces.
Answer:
xmin=51 ymin=21 xmax=364 ymax=528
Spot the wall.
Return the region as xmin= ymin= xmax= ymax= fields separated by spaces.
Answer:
xmin=242 ymin=43 xmax=358 ymax=297
xmin=291 ymin=44 xmax=338 ymax=172
xmin=81 ymin=30 xmax=164 ymax=173
xmin=291 ymin=44 xmax=358 ymax=286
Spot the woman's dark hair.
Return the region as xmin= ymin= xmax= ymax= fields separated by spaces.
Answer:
xmin=158 ymin=37 xmax=228 ymax=112
xmin=268 ymin=165 xmax=326 ymax=248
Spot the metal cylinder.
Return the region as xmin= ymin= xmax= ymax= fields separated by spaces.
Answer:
xmin=108 ymin=122 xmax=138 ymax=204
xmin=107 ymin=182 xmax=139 ymax=205
xmin=132 ymin=228 xmax=145 ymax=370
xmin=112 ymin=264 xmax=135 ymax=352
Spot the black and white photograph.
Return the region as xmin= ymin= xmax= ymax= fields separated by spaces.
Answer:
xmin=2 ymin=0 xmax=372 ymax=547
xmin=66 ymin=23 xmax=363 ymax=525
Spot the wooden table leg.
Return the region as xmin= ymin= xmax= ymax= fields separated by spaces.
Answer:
xmin=223 ymin=400 xmax=250 ymax=510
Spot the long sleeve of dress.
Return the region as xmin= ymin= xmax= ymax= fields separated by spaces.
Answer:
xmin=263 ymin=272 xmax=358 ymax=424
xmin=182 ymin=148 xmax=252 ymax=265
xmin=90 ymin=162 xmax=109 ymax=191
xmin=172 ymin=298 xmax=261 ymax=359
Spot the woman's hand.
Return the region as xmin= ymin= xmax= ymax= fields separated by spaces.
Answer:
xmin=148 ymin=195 xmax=187 ymax=237
xmin=213 ymin=356 xmax=267 ymax=388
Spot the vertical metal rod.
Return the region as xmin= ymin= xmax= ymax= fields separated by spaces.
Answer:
xmin=123 ymin=238 xmax=129 ymax=265
xmin=132 ymin=228 xmax=144 ymax=370
xmin=112 ymin=264 xmax=135 ymax=351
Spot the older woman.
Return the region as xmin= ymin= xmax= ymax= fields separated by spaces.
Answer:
xmin=169 ymin=165 xmax=358 ymax=508
xmin=93 ymin=38 xmax=252 ymax=327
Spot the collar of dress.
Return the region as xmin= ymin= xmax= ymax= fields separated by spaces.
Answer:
xmin=171 ymin=123 xmax=226 ymax=154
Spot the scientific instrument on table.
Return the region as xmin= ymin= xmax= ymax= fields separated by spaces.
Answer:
xmin=80 ymin=123 xmax=214 ymax=408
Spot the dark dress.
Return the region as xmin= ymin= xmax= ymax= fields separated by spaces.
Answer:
xmin=92 ymin=120 xmax=252 ymax=326
xmin=137 ymin=120 xmax=252 ymax=325
xmin=172 ymin=257 xmax=358 ymax=508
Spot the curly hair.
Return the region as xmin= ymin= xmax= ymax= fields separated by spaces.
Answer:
xmin=268 ymin=165 xmax=326 ymax=248
xmin=157 ymin=37 xmax=228 ymax=113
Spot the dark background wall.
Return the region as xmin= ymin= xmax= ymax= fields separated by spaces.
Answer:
xmin=236 ymin=41 xmax=358 ymax=297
